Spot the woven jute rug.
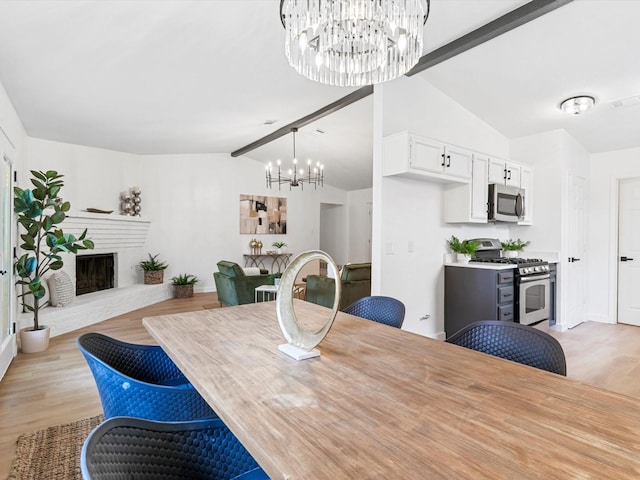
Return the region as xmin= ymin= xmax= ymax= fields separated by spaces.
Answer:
xmin=8 ymin=415 xmax=103 ymax=480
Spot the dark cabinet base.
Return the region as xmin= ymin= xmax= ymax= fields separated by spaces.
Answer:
xmin=445 ymin=266 xmax=515 ymax=338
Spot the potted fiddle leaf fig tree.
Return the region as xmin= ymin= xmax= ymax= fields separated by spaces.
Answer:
xmin=14 ymin=170 xmax=94 ymax=353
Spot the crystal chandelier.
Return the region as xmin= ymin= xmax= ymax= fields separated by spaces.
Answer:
xmin=266 ymin=128 xmax=324 ymax=190
xmin=279 ymin=0 xmax=430 ymax=87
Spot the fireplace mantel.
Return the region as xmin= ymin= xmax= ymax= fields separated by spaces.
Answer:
xmin=65 ymin=211 xmax=151 ymax=250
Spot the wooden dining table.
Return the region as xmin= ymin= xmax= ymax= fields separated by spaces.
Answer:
xmin=143 ymin=300 xmax=640 ymax=479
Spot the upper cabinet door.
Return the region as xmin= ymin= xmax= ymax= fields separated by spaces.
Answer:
xmin=505 ymin=163 xmax=521 ymax=187
xmin=443 ymin=145 xmax=472 ymax=180
xmin=488 ymin=159 xmax=507 ymax=184
xmin=410 ymin=137 xmax=446 ymax=174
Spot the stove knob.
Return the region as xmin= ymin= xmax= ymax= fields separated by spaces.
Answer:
xmin=522 ymin=267 xmax=529 ymax=274
xmin=534 ymin=266 xmax=541 ymax=273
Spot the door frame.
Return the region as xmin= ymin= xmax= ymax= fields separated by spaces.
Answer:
xmin=610 ymin=176 xmax=640 ymax=325
xmin=0 ymin=152 xmax=16 ymax=381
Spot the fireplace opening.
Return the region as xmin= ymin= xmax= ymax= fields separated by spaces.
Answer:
xmin=76 ymin=254 xmax=115 ymax=296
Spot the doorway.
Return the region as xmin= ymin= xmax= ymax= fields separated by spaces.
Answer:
xmin=617 ymin=178 xmax=640 ymax=326
xmin=0 ymin=154 xmax=15 ymax=380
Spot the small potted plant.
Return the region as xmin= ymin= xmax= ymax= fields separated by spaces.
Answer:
xmin=447 ymin=236 xmax=479 ymax=263
xmin=139 ymin=253 xmax=168 ymax=284
xmin=501 ymin=239 xmax=531 ymax=258
xmin=171 ymin=273 xmax=199 ymax=298
xmin=272 ymin=241 xmax=287 ymax=254
xmin=14 ymin=170 xmax=94 ymax=353
xmin=268 ymin=272 xmax=283 ymax=286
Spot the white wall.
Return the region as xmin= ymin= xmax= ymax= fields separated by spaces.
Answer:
xmin=22 ymin=138 xmax=352 ymax=293
xmin=589 ymin=146 xmax=640 ymax=323
xmin=375 ymin=76 xmax=512 ymax=338
xmin=320 ymin=203 xmax=348 ymax=266
xmin=347 ymin=188 xmax=372 ymax=263
xmin=510 ymin=130 xmax=590 ymax=328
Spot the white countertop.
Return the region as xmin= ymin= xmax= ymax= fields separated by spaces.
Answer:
xmin=444 ymin=262 xmax=516 ymax=270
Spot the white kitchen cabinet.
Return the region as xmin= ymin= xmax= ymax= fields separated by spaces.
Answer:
xmin=518 ymin=166 xmax=533 ymax=225
xmin=444 ymin=153 xmax=489 ymax=223
xmin=383 ymin=132 xmax=471 ymax=183
xmin=489 ymin=158 xmax=521 ymax=187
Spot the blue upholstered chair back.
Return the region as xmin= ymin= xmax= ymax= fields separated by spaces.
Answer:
xmin=81 ymin=416 xmax=269 ymax=480
xmin=343 ymin=296 xmax=406 ymax=328
xmin=445 ymin=320 xmax=567 ymax=375
xmin=77 ymin=332 xmax=217 ymax=421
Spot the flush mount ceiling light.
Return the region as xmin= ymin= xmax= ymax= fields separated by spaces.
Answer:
xmin=560 ymin=96 xmax=595 ymax=115
xmin=266 ymin=128 xmax=324 ymax=190
xmin=280 ymin=0 xmax=430 ymax=87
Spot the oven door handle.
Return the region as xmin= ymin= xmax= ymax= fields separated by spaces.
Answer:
xmin=519 ymin=274 xmax=550 ymax=282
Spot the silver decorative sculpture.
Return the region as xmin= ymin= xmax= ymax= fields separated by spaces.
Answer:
xmin=276 ymin=250 xmax=341 ymax=360
xmin=120 ymin=187 xmax=142 ymax=216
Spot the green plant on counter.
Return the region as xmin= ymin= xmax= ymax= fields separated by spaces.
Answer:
xmin=447 ymin=236 xmax=480 ymax=255
xmin=501 ymin=239 xmax=531 ymax=251
xmin=171 ymin=273 xmax=199 ymax=286
xmin=138 ymin=253 xmax=168 ymax=271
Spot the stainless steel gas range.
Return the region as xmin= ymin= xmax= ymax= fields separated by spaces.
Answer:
xmin=444 ymin=239 xmax=552 ymax=338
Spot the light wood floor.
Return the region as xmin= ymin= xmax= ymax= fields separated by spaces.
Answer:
xmin=1 ymin=298 xmax=639 ymax=478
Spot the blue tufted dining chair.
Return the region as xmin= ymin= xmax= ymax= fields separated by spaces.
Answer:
xmin=445 ymin=320 xmax=567 ymax=375
xmin=81 ymin=416 xmax=269 ymax=480
xmin=343 ymin=295 xmax=406 ymax=328
xmin=77 ymin=332 xmax=217 ymax=421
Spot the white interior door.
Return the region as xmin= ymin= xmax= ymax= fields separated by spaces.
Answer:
xmin=0 ymin=154 xmax=15 ymax=380
xmin=566 ymin=174 xmax=587 ymax=329
xmin=617 ymin=178 xmax=640 ymax=326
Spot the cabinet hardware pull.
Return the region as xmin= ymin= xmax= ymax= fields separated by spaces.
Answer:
xmin=507 ymin=170 xmax=512 ymax=180
xmin=441 ymin=153 xmax=445 ymax=167
xmin=446 ymin=155 xmax=451 ymax=167
xmin=0 ymin=270 xmax=6 ymax=276
xmin=621 ymin=256 xmax=634 ymax=262
xmin=568 ymin=257 xmax=581 ymax=263
xmin=503 ymin=168 xmax=507 ymax=180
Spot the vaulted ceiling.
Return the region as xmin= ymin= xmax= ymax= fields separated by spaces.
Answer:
xmin=0 ymin=1 xmax=638 ymax=191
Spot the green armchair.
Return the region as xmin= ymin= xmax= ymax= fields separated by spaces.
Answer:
xmin=305 ymin=263 xmax=371 ymax=310
xmin=213 ymin=261 xmax=270 ymax=306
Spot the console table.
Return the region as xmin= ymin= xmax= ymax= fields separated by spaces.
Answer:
xmin=243 ymin=253 xmax=292 ymax=273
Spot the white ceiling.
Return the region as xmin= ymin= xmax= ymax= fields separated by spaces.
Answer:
xmin=0 ymin=0 xmax=638 ymax=191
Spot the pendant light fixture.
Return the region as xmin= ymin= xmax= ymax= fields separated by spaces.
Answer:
xmin=266 ymin=128 xmax=324 ymax=190
xmin=280 ymin=0 xmax=431 ymax=87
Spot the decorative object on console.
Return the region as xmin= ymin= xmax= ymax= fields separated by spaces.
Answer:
xmin=14 ymin=169 xmax=95 ymax=353
xmin=272 ymin=241 xmax=287 ymax=254
xmin=240 ymin=194 xmax=287 ymax=234
xmin=501 ymin=238 xmax=531 ymax=258
xmin=279 ymin=0 xmax=431 ymax=87
xmin=276 ymin=250 xmax=341 ymax=360
xmin=139 ymin=253 xmax=168 ymax=285
xmin=560 ymin=95 xmax=595 ymax=115
xmin=265 ymin=128 xmax=323 ymax=190
xmin=171 ymin=273 xmax=199 ymax=298
xmin=447 ymin=235 xmax=479 ymax=263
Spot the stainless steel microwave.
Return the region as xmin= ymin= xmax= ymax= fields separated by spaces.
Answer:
xmin=488 ymin=183 xmax=525 ymax=222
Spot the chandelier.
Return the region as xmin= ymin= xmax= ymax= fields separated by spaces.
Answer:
xmin=279 ymin=0 xmax=430 ymax=87
xmin=266 ymin=128 xmax=324 ymax=190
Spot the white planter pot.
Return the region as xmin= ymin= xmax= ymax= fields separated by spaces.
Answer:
xmin=456 ymin=253 xmax=471 ymax=263
xmin=503 ymin=250 xmax=519 ymax=258
xmin=20 ymin=325 xmax=51 ymax=353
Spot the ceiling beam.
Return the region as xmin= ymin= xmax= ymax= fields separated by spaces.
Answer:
xmin=231 ymin=86 xmax=373 ymax=157
xmin=406 ymin=0 xmax=574 ymax=76
xmin=232 ymin=0 xmax=573 ymax=158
